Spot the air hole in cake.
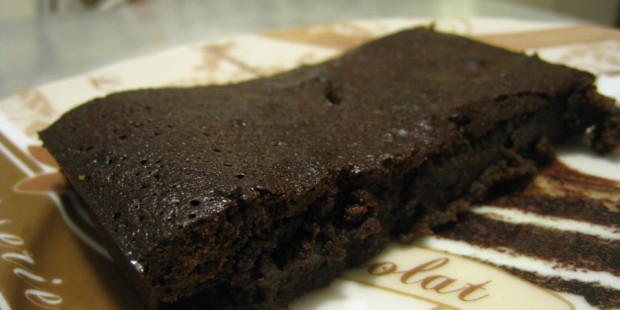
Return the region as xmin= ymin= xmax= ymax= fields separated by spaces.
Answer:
xmin=325 ymin=89 xmax=341 ymax=105
xmin=140 ymin=159 xmax=148 ymax=165
xmin=190 ymin=200 xmax=201 ymax=207
xmin=236 ymin=173 xmax=245 ymax=179
xmin=188 ymin=213 xmax=196 ymax=219
xmin=138 ymin=215 xmax=145 ymax=222
xmin=118 ymin=135 xmax=127 ymax=140
xmin=323 ymin=82 xmax=342 ymax=105
xmin=113 ymin=212 xmax=121 ymax=220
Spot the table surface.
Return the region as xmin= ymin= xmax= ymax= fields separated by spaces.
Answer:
xmin=0 ymin=0 xmax=583 ymax=100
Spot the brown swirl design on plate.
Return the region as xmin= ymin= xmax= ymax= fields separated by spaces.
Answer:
xmin=436 ymin=160 xmax=620 ymax=309
xmin=1 ymin=138 xmax=144 ymax=309
xmin=13 ymin=146 xmax=68 ymax=194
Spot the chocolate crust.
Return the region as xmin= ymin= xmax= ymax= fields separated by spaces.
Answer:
xmin=39 ymin=28 xmax=620 ymax=309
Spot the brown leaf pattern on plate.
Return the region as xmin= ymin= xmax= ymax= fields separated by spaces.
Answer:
xmin=192 ymin=41 xmax=282 ymax=84
xmin=556 ymin=40 xmax=620 ymax=75
xmin=88 ymin=73 xmax=123 ymax=92
xmin=168 ymin=42 xmax=330 ymax=87
xmin=16 ymin=89 xmax=57 ymax=137
xmin=19 ymin=89 xmax=55 ymax=118
xmin=195 ymin=41 xmax=265 ymax=76
xmin=166 ymin=42 xmax=273 ymax=87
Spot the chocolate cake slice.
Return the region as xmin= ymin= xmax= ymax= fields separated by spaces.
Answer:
xmin=39 ymin=28 xmax=620 ymax=309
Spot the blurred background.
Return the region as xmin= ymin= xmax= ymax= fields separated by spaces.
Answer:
xmin=1 ymin=0 xmax=618 ymax=26
xmin=1 ymin=0 xmax=618 ymax=100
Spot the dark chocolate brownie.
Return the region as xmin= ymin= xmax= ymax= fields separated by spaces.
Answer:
xmin=39 ymin=27 xmax=620 ymax=309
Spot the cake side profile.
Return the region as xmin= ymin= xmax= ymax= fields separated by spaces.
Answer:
xmin=39 ymin=28 xmax=620 ymax=309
